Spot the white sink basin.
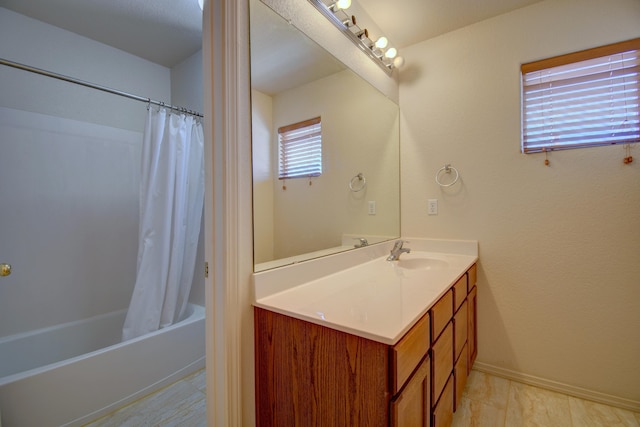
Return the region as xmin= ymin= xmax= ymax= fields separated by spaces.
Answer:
xmin=394 ymin=257 xmax=449 ymax=271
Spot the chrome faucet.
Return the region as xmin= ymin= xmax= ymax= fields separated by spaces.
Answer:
xmin=387 ymin=240 xmax=410 ymax=261
xmin=353 ymin=237 xmax=369 ymax=248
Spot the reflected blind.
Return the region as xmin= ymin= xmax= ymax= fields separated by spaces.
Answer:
xmin=521 ymin=38 xmax=640 ymax=153
xmin=278 ymin=117 xmax=322 ymax=179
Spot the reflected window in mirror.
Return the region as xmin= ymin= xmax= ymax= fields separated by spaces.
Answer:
xmin=278 ymin=117 xmax=322 ymax=181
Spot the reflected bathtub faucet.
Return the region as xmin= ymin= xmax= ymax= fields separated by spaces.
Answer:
xmin=387 ymin=240 xmax=410 ymax=261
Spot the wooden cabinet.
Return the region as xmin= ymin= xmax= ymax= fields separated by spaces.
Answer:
xmin=254 ymin=263 xmax=478 ymax=427
xmin=432 ymin=322 xmax=453 ymax=402
xmin=430 ymin=264 xmax=478 ymax=425
xmin=431 ymin=290 xmax=453 ymax=341
xmin=468 ymin=265 xmax=478 ymax=370
xmin=254 ymin=308 xmax=390 ymax=427
xmin=454 ymin=344 xmax=468 ymax=411
xmin=454 ymin=300 xmax=468 ymax=411
xmin=392 ymin=313 xmax=431 ymax=393
xmin=391 ymin=356 xmax=431 ymax=427
xmin=433 ymin=376 xmax=454 ymax=427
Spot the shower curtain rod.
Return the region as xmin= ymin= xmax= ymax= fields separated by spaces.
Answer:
xmin=0 ymin=57 xmax=203 ymax=118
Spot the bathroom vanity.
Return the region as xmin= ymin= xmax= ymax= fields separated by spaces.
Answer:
xmin=253 ymin=240 xmax=478 ymax=426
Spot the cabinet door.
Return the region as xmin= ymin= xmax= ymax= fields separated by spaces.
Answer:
xmin=454 ymin=300 xmax=468 ymax=362
xmin=454 ymin=344 xmax=468 ymax=412
xmin=391 ymin=356 xmax=431 ymax=427
xmin=432 ymin=375 xmax=454 ymax=427
xmin=468 ymin=286 xmax=478 ymax=371
xmin=431 ymin=322 xmax=453 ymax=402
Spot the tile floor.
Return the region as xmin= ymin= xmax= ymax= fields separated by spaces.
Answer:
xmin=86 ymin=368 xmax=640 ymax=426
xmin=452 ymin=370 xmax=640 ymax=427
xmin=84 ymin=369 xmax=206 ymax=427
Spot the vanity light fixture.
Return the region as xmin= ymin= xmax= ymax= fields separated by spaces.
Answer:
xmin=329 ymin=0 xmax=352 ymax=11
xmin=384 ymin=47 xmax=397 ymax=59
xmin=374 ymin=36 xmax=388 ymax=49
xmin=343 ymin=15 xmax=356 ymax=27
xmin=307 ymin=0 xmax=404 ymax=75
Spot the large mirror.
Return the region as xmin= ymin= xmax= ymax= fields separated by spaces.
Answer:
xmin=251 ymin=0 xmax=400 ymax=271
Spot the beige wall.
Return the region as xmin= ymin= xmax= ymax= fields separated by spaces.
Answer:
xmin=252 ymin=89 xmax=276 ymax=264
xmin=399 ymin=0 xmax=640 ymax=403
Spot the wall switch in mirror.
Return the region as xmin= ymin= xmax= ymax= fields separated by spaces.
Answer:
xmin=428 ymin=199 xmax=438 ymax=215
xmin=368 ymin=201 xmax=376 ymax=215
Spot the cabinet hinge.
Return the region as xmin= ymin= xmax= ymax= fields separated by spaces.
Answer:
xmin=204 ymin=262 xmax=209 ymax=278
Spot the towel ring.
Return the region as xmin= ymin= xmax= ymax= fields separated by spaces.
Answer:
xmin=349 ymin=173 xmax=366 ymax=192
xmin=435 ymin=164 xmax=459 ymax=187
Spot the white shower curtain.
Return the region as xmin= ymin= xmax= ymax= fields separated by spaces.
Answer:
xmin=122 ymin=108 xmax=204 ymax=341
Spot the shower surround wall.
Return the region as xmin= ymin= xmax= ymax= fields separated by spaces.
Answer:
xmin=0 ymin=7 xmax=205 ymax=340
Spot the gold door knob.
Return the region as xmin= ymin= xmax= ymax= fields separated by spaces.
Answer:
xmin=1 ymin=263 xmax=11 ymax=277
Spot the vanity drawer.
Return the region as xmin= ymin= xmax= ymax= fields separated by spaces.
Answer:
xmin=391 ymin=312 xmax=430 ymax=394
xmin=432 ymin=375 xmax=454 ymax=427
xmin=431 ymin=322 xmax=453 ymax=401
xmin=453 ymin=274 xmax=467 ymax=312
xmin=454 ymin=300 xmax=468 ymax=362
xmin=468 ymin=264 xmax=477 ymax=290
xmin=430 ymin=290 xmax=453 ymax=343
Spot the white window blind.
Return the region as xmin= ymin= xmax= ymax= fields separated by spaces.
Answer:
xmin=278 ymin=117 xmax=322 ymax=179
xmin=521 ymin=38 xmax=640 ymax=153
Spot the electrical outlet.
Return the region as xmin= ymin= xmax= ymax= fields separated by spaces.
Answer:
xmin=428 ymin=199 xmax=438 ymax=215
xmin=368 ymin=201 xmax=376 ymax=215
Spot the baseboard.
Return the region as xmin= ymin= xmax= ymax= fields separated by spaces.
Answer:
xmin=473 ymin=362 xmax=640 ymax=412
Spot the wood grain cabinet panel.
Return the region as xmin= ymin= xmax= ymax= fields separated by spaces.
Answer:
xmin=453 ymin=275 xmax=468 ymax=312
xmin=391 ymin=356 xmax=431 ymax=427
xmin=392 ymin=312 xmax=430 ymax=394
xmin=454 ymin=344 xmax=468 ymax=411
xmin=433 ymin=375 xmax=454 ymax=427
xmin=468 ymin=264 xmax=477 ymax=289
xmin=454 ymin=300 xmax=468 ymax=362
xmin=431 ymin=322 xmax=453 ymax=401
xmin=254 ymin=308 xmax=390 ymax=427
xmin=430 ymin=290 xmax=453 ymax=343
xmin=468 ymin=285 xmax=478 ymax=371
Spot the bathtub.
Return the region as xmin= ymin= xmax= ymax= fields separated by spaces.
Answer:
xmin=0 ymin=303 xmax=205 ymax=427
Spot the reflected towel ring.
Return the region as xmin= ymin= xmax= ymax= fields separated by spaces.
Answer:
xmin=349 ymin=173 xmax=366 ymax=192
xmin=435 ymin=164 xmax=459 ymax=187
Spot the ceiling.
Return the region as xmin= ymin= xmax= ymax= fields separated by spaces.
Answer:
xmin=0 ymin=0 xmax=543 ymax=68
xmin=0 ymin=0 xmax=203 ymax=68
xmin=357 ymin=0 xmax=543 ymax=50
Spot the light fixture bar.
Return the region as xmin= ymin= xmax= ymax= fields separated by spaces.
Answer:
xmin=307 ymin=0 xmax=393 ymax=76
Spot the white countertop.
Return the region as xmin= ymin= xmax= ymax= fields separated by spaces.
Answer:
xmin=253 ymin=239 xmax=478 ymax=345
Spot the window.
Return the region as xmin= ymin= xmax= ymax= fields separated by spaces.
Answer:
xmin=278 ymin=117 xmax=322 ymax=179
xmin=521 ymin=38 xmax=640 ymax=153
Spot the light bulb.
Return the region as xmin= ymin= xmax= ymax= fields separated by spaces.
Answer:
xmin=393 ymin=56 xmax=405 ymax=68
xmin=385 ymin=47 xmax=398 ymax=59
xmin=374 ymin=37 xmax=388 ymax=49
xmin=335 ymin=0 xmax=352 ymax=10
